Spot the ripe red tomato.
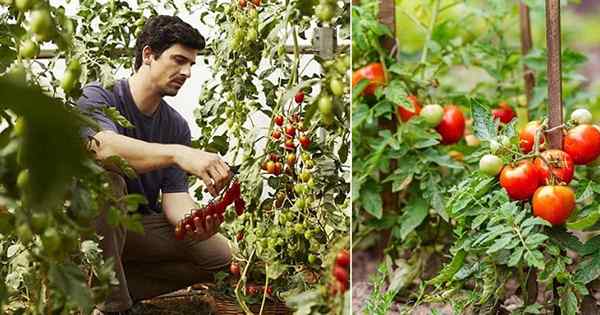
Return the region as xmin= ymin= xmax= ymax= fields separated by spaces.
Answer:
xmin=397 ymin=95 xmax=421 ymax=122
xmin=274 ymin=115 xmax=284 ymax=126
xmin=239 ymin=0 xmax=246 ymax=7
xmin=499 ymin=160 xmax=540 ymax=200
xmin=435 ymin=105 xmax=465 ymax=145
xmin=491 ymin=101 xmax=516 ymax=124
xmin=174 ymin=224 xmax=185 ymax=240
xmin=252 ymin=0 xmax=260 ymax=5
xmin=332 ymin=266 xmax=348 ymax=283
xmin=295 ymin=90 xmax=304 ymax=103
xmin=534 ymin=150 xmax=574 ymax=185
xmin=519 ymin=121 xmax=544 ymax=153
xmin=230 ymin=262 xmax=241 ymax=276
xmin=271 ymin=130 xmax=281 ymax=140
xmin=564 ymin=124 xmax=600 ymax=165
xmin=285 ymin=125 xmax=296 ymax=137
xmin=335 ymin=249 xmax=350 ymax=268
xmin=352 ymin=63 xmax=385 ymax=96
xmin=532 ymin=185 xmax=575 ymax=225
xmin=273 ymin=162 xmax=282 ymax=175
xmin=299 ymin=135 xmax=311 ymax=149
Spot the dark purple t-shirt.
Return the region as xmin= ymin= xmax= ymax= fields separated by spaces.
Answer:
xmin=77 ymin=79 xmax=190 ymax=214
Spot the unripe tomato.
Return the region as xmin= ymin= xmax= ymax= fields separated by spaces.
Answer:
xmin=30 ymin=212 xmax=48 ymax=233
xmin=19 ymin=39 xmax=39 ymax=59
xmin=435 ymin=105 xmax=465 ymax=145
xmin=564 ymin=124 xmax=600 ymax=165
xmin=499 ymin=160 xmax=540 ymax=200
xmin=30 ymin=9 xmax=52 ymax=39
xmin=479 ymin=154 xmax=503 ymax=176
xmin=335 ymin=249 xmax=350 ymax=268
xmin=397 ymin=95 xmax=421 ymax=122
xmin=61 ymin=70 xmax=78 ymax=93
xmin=295 ymin=90 xmax=304 ymax=103
xmin=265 ymin=161 xmax=275 ymax=174
xmin=308 ymin=254 xmax=317 ymax=264
xmin=67 ymin=59 xmax=81 ymax=74
xmin=42 ymin=227 xmax=61 ymax=254
xmin=491 ymin=101 xmax=516 ymax=124
xmin=330 ymin=79 xmax=344 ymax=97
xmin=16 ymin=224 xmax=33 ymax=244
xmin=15 ymin=0 xmax=34 ymax=11
xmin=519 ymin=121 xmax=544 ymax=153
xmin=352 ymin=63 xmax=385 ymax=96
xmin=321 ymin=112 xmax=334 ymax=126
xmin=570 ymin=108 xmax=593 ymax=125
xmin=420 ymin=104 xmax=444 ymax=126
xmin=534 ymin=150 xmax=574 ymax=185
xmin=317 ymin=3 xmax=334 ymax=22
xmin=286 ymin=153 xmax=296 ymax=166
xmin=465 ymin=135 xmax=480 ymax=147
xmin=299 ymin=170 xmax=311 ymax=182
xmin=532 ymin=185 xmax=575 ymax=225
xmin=17 ymin=169 xmax=29 ymax=191
xmin=318 ymin=95 xmax=333 ymax=115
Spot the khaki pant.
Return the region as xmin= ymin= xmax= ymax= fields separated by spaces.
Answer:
xmin=94 ymin=173 xmax=232 ymax=312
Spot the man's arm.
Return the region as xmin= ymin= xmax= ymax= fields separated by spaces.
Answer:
xmin=162 ymin=192 xmax=223 ymax=240
xmin=89 ymin=130 xmax=230 ymax=196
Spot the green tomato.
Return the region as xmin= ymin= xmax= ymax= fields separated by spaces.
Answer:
xmin=60 ymin=70 xmax=78 ymax=93
xmin=571 ymin=108 xmax=593 ymax=125
xmin=307 ymin=254 xmax=317 ymax=264
xmin=335 ymin=56 xmax=347 ymax=74
xmin=30 ymin=212 xmax=48 ymax=233
xmin=294 ymin=183 xmax=307 ymax=195
xmin=419 ymin=104 xmax=444 ymax=126
xmin=320 ymin=112 xmax=334 ymax=126
xmin=13 ymin=117 xmax=26 ymax=137
xmin=304 ymin=230 xmax=313 ymax=239
xmin=16 ymin=224 xmax=33 ymax=244
xmin=329 ymin=79 xmax=344 ymax=97
xmin=67 ymin=59 xmax=81 ymax=74
xmin=7 ymin=63 xmax=26 ymax=83
xmin=0 ymin=0 xmax=13 ymax=6
xmin=17 ymin=169 xmax=29 ymax=191
xmin=318 ymin=95 xmax=333 ymax=115
xmin=15 ymin=0 xmax=34 ymax=11
xmin=42 ymin=228 xmax=61 ymax=254
xmin=479 ymin=154 xmax=503 ymax=176
xmin=317 ymin=3 xmax=334 ymax=22
xmin=246 ymin=28 xmax=257 ymax=42
xmin=294 ymin=223 xmax=304 ymax=234
xmin=30 ymin=9 xmax=52 ymax=38
xmin=295 ymin=198 xmax=306 ymax=209
xmin=299 ymin=170 xmax=311 ymax=182
xmin=19 ymin=39 xmax=39 ymax=59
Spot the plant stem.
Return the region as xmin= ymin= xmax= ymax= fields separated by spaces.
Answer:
xmin=420 ymin=0 xmax=441 ymax=66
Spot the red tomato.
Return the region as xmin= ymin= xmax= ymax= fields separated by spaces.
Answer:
xmin=519 ymin=121 xmax=544 ymax=153
xmin=534 ymin=150 xmax=574 ymax=185
xmin=499 ymin=160 xmax=540 ymax=200
xmin=174 ymin=224 xmax=185 ymax=240
xmin=299 ymin=135 xmax=311 ymax=149
xmin=285 ymin=138 xmax=295 ymax=151
xmin=491 ymin=101 xmax=516 ymax=124
xmin=272 ymin=130 xmax=281 ymax=140
xmin=335 ymin=249 xmax=350 ymax=268
xmin=285 ymin=125 xmax=296 ymax=137
xmin=230 ymin=262 xmax=240 ymax=276
xmin=532 ymin=185 xmax=575 ymax=225
xmin=563 ymin=124 xmax=600 ymax=165
xmin=273 ymin=162 xmax=282 ymax=175
xmin=295 ymin=91 xmax=304 ymax=103
xmin=274 ymin=115 xmax=284 ymax=126
xmin=352 ymin=63 xmax=385 ymax=96
xmin=397 ymin=95 xmax=421 ymax=122
xmin=435 ymin=105 xmax=465 ymax=145
xmin=332 ymin=266 xmax=348 ymax=283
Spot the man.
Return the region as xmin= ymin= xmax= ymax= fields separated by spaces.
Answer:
xmin=77 ymin=15 xmax=232 ymax=315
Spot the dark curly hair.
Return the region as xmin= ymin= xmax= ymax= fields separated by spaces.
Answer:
xmin=134 ymin=15 xmax=205 ymax=71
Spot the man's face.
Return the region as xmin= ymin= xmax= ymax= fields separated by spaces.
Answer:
xmin=147 ymin=43 xmax=197 ymax=96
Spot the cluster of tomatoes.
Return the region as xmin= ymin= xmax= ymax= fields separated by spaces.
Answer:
xmin=478 ymin=108 xmax=600 ymax=225
xmin=174 ymin=180 xmax=245 ymax=240
xmin=229 ymin=2 xmax=259 ymax=50
xmin=330 ymin=249 xmax=350 ymax=295
xmin=352 ymin=63 xmax=467 ymax=145
xmin=263 ymin=91 xmax=312 ymax=175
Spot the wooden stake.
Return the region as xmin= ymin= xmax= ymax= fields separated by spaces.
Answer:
xmin=520 ymin=2 xmax=535 ymax=113
xmin=545 ymin=0 xmax=563 ymax=150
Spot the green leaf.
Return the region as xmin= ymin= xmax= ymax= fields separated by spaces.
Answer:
xmin=471 ymin=100 xmax=496 ymax=142
xmin=558 ymin=286 xmax=578 ymax=315
xmin=525 ymin=233 xmax=548 ymax=246
xmin=524 ymin=250 xmax=545 ymax=269
xmin=566 ymin=208 xmax=600 ymax=231
xmin=507 ymin=247 xmax=524 ymax=267
xmin=486 ymin=235 xmax=513 ymax=254
xmin=361 ymin=184 xmax=383 ymax=219
xmin=574 ymin=251 xmax=600 ymax=284
xmin=428 ymin=250 xmax=466 ymax=286
xmin=398 ymin=197 xmax=428 ymax=240
xmin=48 ymin=263 xmax=94 ymax=314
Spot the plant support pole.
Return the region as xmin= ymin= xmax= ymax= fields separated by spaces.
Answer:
xmin=520 ymin=1 xmax=534 ymax=113
xmin=545 ymin=0 xmax=563 ymax=150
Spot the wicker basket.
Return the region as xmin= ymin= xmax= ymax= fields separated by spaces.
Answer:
xmin=212 ymin=294 xmax=292 ymax=315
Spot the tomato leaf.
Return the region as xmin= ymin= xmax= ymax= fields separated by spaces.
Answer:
xmin=574 ymin=251 xmax=600 ymax=284
xmin=471 ymin=100 xmax=497 ymax=142
xmin=397 ymin=197 xmax=428 ymax=240
xmin=361 ymin=183 xmax=382 ymax=219
xmin=428 ymin=250 xmax=466 ymax=286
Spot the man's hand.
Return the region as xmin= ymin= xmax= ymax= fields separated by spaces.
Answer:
xmin=189 ymin=213 xmax=224 ymax=241
xmin=174 ymin=146 xmax=230 ymax=196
